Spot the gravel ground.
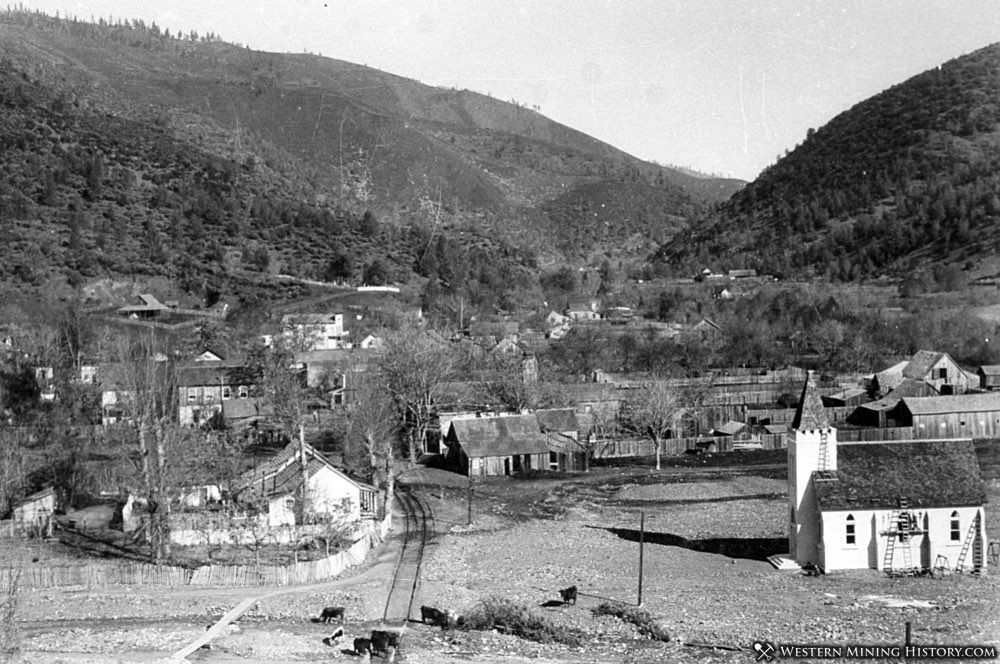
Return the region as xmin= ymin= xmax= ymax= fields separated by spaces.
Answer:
xmin=11 ymin=460 xmax=1000 ymax=664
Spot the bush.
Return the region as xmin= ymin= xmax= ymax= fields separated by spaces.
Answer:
xmin=592 ymin=602 xmax=670 ymax=642
xmin=460 ymin=596 xmax=585 ymax=646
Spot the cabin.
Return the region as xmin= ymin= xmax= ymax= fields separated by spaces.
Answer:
xmin=564 ymin=299 xmax=601 ymax=322
xmin=443 ymin=414 xmax=550 ymax=477
xmin=786 ymin=372 xmax=987 ymax=574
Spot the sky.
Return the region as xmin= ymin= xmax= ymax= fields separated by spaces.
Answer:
xmin=14 ymin=1 xmax=1000 ymax=180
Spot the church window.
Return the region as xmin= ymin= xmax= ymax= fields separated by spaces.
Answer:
xmin=845 ymin=514 xmax=855 ymax=545
xmin=950 ymin=511 xmax=961 ymax=541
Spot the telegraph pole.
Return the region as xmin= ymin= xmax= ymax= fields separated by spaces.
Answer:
xmin=638 ymin=510 xmax=645 ymax=607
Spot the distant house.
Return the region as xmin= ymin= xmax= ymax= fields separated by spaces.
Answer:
xmin=234 ymin=442 xmax=378 ymax=526
xmin=443 ymin=414 xmax=550 ymax=476
xmin=978 ymin=365 xmax=1000 ymax=390
xmin=565 ymin=299 xmax=601 ymax=322
xmin=869 ymin=351 xmax=976 ymax=397
xmin=116 ymin=294 xmax=170 ymax=319
xmin=12 ymin=486 xmax=56 ymax=537
xmin=787 ymin=372 xmax=988 ymax=574
xmin=177 ymin=359 xmax=261 ymax=427
xmin=727 ymin=269 xmax=757 ymax=279
xmin=536 ymin=408 xmax=586 ymax=471
xmin=281 ymin=313 xmax=348 ymax=350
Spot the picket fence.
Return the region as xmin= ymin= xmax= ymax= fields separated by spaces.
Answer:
xmin=2 ymin=514 xmax=391 ymax=591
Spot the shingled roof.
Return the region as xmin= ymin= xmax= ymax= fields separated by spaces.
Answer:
xmin=792 ymin=371 xmax=829 ymax=430
xmin=813 ymin=440 xmax=986 ymax=511
xmin=448 ymin=414 xmax=550 ymax=458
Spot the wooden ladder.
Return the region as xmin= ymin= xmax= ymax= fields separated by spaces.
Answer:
xmin=933 ymin=554 xmax=950 ymax=577
xmin=817 ymin=430 xmax=830 ymax=472
xmin=883 ymin=498 xmax=913 ymax=574
xmin=955 ymin=512 xmax=981 ymax=574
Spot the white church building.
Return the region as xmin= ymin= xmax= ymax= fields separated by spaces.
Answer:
xmin=787 ymin=372 xmax=988 ymax=574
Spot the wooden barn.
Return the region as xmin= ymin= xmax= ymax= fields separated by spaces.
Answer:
xmin=444 ymin=414 xmax=550 ymax=477
xmin=892 ymin=393 xmax=1000 ymax=439
xmin=536 ymin=408 xmax=586 ymax=471
xmin=869 ymin=351 xmax=976 ymax=397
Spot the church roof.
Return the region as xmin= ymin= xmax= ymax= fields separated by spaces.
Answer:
xmin=792 ymin=371 xmax=829 ymax=430
xmin=813 ymin=440 xmax=986 ymax=511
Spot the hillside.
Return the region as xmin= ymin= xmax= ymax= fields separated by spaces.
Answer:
xmin=659 ymin=42 xmax=1000 ymax=283
xmin=0 ymin=11 xmax=742 ymax=310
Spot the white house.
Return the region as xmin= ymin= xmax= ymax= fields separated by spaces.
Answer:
xmin=235 ymin=442 xmax=378 ymax=527
xmin=787 ymin=372 xmax=988 ymax=574
xmin=281 ymin=313 xmax=348 ymax=350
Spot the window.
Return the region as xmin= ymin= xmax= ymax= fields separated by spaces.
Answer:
xmin=222 ymin=386 xmax=231 ymax=400
xmin=950 ymin=511 xmax=961 ymax=541
xmin=845 ymin=514 xmax=855 ymax=545
xmin=937 ymin=367 xmax=948 ymax=380
xmin=187 ymin=387 xmax=198 ymax=402
xmin=238 ymin=385 xmax=249 ymax=399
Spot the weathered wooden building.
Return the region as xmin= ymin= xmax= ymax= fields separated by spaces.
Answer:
xmin=536 ymin=408 xmax=586 ymax=471
xmin=869 ymin=350 xmax=976 ymax=397
xmin=891 ymin=393 xmax=1000 ymax=439
xmin=977 ymin=365 xmax=1000 ymax=390
xmin=443 ymin=414 xmax=550 ymax=477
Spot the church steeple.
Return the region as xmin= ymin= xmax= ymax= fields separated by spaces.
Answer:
xmin=792 ymin=370 xmax=829 ymax=431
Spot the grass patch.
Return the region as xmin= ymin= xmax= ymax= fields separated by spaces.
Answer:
xmin=592 ymin=602 xmax=670 ymax=642
xmin=460 ymin=596 xmax=585 ymax=646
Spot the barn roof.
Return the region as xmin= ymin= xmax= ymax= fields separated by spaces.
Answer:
xmin=813 ymin=440 xmax=986 ymax=511
xmin=902 ymin=350 xmax=947 ymax=379
xmin=889 ymin=378 xmax=939 ymax=397
xmin=979 ymin=365 xmax=1000 ymax=376
xmin=792 ymin=371 xmax=829 ymax=430
xmin=536 ymin=408 xmax=579 ymax=433
xmin=448 ymin=414 xmax=550 ymax=457
xmin=901 ymin=392 xmax=1000 ymax=415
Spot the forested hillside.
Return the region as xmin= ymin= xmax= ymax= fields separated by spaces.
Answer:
xmin=0 ymin=10 xmax=741 ymax=312
xmin=661 ymin=43 xmax=1000 ymax=282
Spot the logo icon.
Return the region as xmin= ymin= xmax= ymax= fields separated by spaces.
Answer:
xmin=753 ymin=641 xmax=775 ymax=662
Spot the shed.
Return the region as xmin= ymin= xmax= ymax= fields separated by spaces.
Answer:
xmin=12 ymin=486 xmax=56 ymax=537
xmin=978 ymin=365 xmax=1000 ymax=390
xmin=444 ymin=414 xmax=550 ymax=476
xmin=893 ymin=392 xmax=1000 ymax=439
xmin=537 ymin=408 xmax=586 ymax=471
xmin=821 ymin=388 xmax=869 ymax=409
xmin=711 ymin=420 xmax=747 ymax=436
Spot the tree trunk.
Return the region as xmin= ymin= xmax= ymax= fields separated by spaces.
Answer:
xmin=297 ymin=423 xmax=309 ymax=524
xmin=154 ymin=423 xmax=171 ymax=561
xmin=654 ymin=435 xmax=662 ymax=471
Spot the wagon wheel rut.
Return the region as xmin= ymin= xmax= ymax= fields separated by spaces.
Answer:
xmin=381 ymin=488 xmax=434 ymax=626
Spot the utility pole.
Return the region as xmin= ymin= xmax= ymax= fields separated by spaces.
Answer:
xmin=638 ymin=510 xmax=645 ymax=607
xmin=467 ymin=484 xmax=473 ymax=526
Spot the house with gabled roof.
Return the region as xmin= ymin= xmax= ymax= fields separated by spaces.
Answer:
xmin=869 ymin=350 xmax=976 ymax=397
xmin=443 ymin=414 xmax=550 ymax=476
xmin=116 ymin=293 xmax=170 ymax=319
xmin=234 ymin=441 xmax=377 ymax=526
xmin=784 ymin=372 xmax=988 ymax=574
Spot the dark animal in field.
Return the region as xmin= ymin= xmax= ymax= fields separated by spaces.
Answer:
xmin=370 ymin=630 xmax=391 ymax=654
xmin=319 ymin=606 xmax=346 ymax=623
xmin=802 ymin=562 xmax=824 ymax=577
xmin=420 ymin=605 xmax=446 ymax=626
xmin=329 ymin=626 xmax=344 ymax=644
xmin=353 ymin=637 xmax=371 ymax=655
xmin=559 ymin=585 xmax=578 ymax=605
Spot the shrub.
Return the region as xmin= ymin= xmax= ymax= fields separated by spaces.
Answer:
xmin=592 ymin=602 xmax=670 ymax=642
xmin=460 ymin=596 xmax=584 ymax=646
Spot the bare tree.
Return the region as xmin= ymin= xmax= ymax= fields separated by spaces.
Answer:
xmin=346 ymin=374 xmax=399 ymax=516
xmin=620 ymin=381 xmax=686 ymax=470
xmin=482 ymin=351 xmax=539 ymax=413
xmin=372 ymin=328 xmax=457 ymax=463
